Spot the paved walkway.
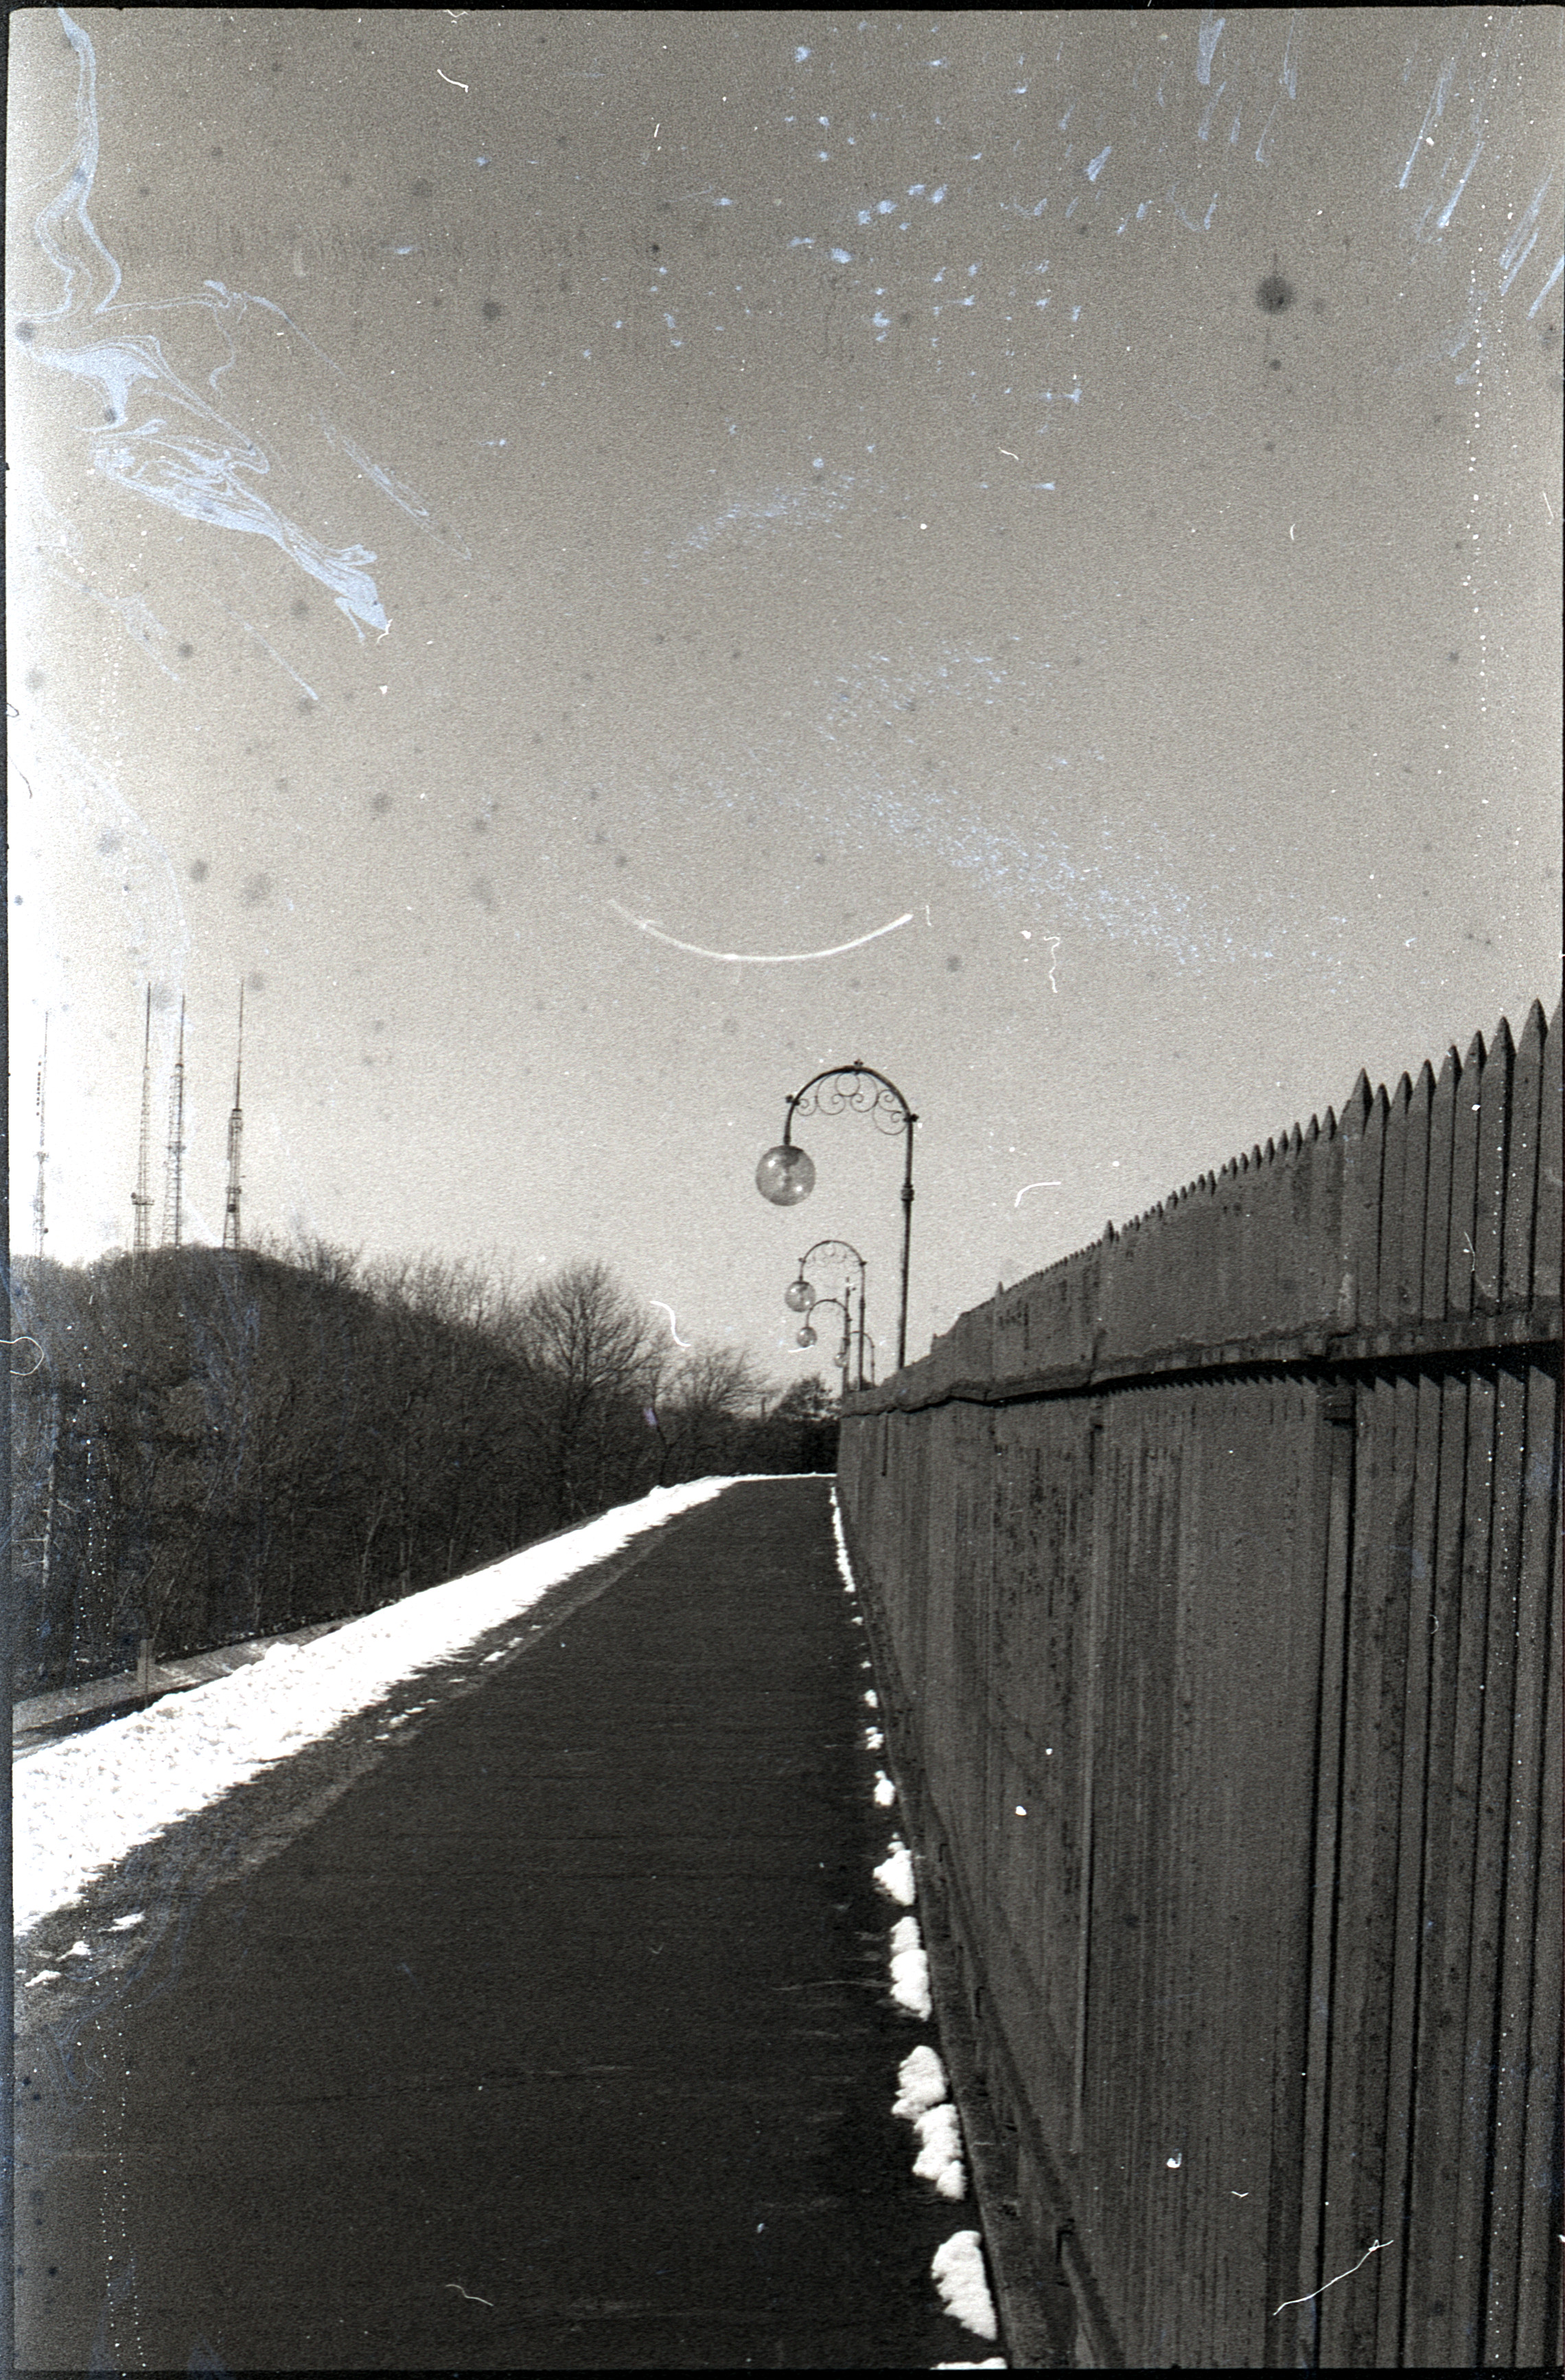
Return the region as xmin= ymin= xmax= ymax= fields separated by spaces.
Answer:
xmin=15 ymin=1478 xmax=995 ymax=2370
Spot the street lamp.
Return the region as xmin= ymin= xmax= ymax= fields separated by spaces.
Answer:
xmin=756 ymin=1061 xmax=917 ymax=1370
xmin=787 ymin=1239 xmax=869 ymax=1391
xmin=794 ymin=1294 xmax=852 ymax=1399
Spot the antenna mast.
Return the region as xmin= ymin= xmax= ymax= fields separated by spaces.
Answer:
xmin=222 ymin=983 xmax=245 ymax=1252
xmin=161 ymin=996 xmax=187 ymax=1250
xmin=32 ymin=1015 xmax=48 ymax=1261
xmin=131 ymin=988 xmax=154 ymax=1259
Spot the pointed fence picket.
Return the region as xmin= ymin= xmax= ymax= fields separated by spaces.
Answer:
xmin=837 ymin=1001 xmax=1561 ymax=2371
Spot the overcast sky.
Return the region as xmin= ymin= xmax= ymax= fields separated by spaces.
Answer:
xmin=8 ymin=7 xmax=1562 ymax=1374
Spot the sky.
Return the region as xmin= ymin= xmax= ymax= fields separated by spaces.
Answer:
xmin=8 ymin=7 xmax=1562 ymax=1375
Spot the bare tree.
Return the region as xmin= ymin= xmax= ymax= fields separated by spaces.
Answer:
xmin=507 ymin=1258 xmax=662 ymax=1526
xmin=646 ymin=1342 xmax=768 ymax=1484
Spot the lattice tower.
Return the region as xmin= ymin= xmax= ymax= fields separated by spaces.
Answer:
xmin=131 ymin=987 xmax=154 ymax=1259
xmin=32 ymin=1015 xmax=48 ymax=1261
xmin=222 ymin=983 xmax=245 ymax=1252
xmin=161 ymin=996 xmax=187 ymax=1250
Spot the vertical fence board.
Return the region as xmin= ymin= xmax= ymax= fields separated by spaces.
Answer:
xmin=1400 ymin=1373 xmax=1465 ymax=2364
xmin=1411 ymin=1368 xmax=1498 ymax=2362
xmin=1449 ymin=1363 xmax=1520 ymax=2363
xmin=1071 ymin=1410 xmax=1107 ymax=2170
xmin=1375 ymin=1369 xmax=1444 ymax=2364
xmin=1461 ymin=1360 xmax=1526 ymax=2361
xmin=1398 ymin=1063 xmax=1434 ymax=1322
xmin=1485 ymin=1357 xmax=1557 ymax=2366
xmin=1423 ymin=1049 xmax=1460 ymax=1325
xmin=1318 ymin=1371 xmax=1408 ymax=2366
xmin=1473 ymin=1017 xmax=1514 ymax=1314
xmin=1340 ymin=1073 xmax=1381 ymax=1329
xmin=1378 ymin=1077 xmax=1411 ymax=1332
xmin=1263 ymin=1380 xmax=1332 ymax=2367
xmin=1533 ymin=1001 xmax=1562 ymax=1304
xmin=1516 ymin=1365 xmax=1562 ymax=2370
xmin=1446 ymin=1031 xmax=1487 ymax=1318
xmin=1501 ymin=1002 xmax=1546 ymax=1307
xmin=1293 ymin=1384 xmax=1356 ymax=2370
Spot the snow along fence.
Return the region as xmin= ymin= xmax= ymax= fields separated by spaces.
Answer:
xmin=835 ymin=999 xmax=1562 ymax=2370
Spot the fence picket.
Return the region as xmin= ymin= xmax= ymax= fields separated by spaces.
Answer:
xmin=1533 ymin=1001 xmax=1561 ymax=1303
xmin=1486 ymin=1357 xmax=1558 ymax=2366
xmin=1378 ymin=1073 xmax=1413 ymax=1329
xmin=1446 ymin=1031 xmax=1487 ymax=1318
xmin=1309 ymin=1108 xmax=1342 ymax=1334
xmin=1473 ymin=1016 xmax=1514 ymax=1313
xmin=1338 ymin=1072 xmax=1376 ymax=1328
xmin=1398 ymin=1062 xmax=1435 ymax=1322
xmin=1501 ymin=1001 xmax=1546 ymax=1307
xmin=1423 ymin=1048 xmax=1460 ymax=1325
xmin=1374 ymin=1368 xmax=1444 ymax=2363
xmin=1516 ymin=1364 xmax=1563 ymax=2372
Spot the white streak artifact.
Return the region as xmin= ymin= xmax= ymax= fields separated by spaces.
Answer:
xmin=609 ymin=901 xmax=914 ymax=964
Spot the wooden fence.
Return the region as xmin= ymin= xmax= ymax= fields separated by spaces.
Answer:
xmin=836 ymin=999 xmax=1561 ymax=2368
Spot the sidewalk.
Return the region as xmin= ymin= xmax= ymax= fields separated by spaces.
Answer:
xmin=15 ymin=1476 xmax=1001 ymax=2370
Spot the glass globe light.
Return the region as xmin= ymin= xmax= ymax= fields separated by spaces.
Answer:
xmin=784 ymin=1277 xmax=815 ymax=1314
xmin=755 ymin=1143 xmax=815 ymax=1206
xmin=796 ymin=1324 xmax=818 ymax=1348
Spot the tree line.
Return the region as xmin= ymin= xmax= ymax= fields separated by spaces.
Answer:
xmin=7 ymin=1243 xmax=838 ymax=1696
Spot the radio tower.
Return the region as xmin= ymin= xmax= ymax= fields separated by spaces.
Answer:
xmin=222 ymin=983 xmax=245 ymax=1252
xmin=32 ymin=1015 xmax=49 ymax=1261
xmin=131 ymin=988 xmax=155 ymax=1259
xmin=161 ymin=996 xmax=187 ymax=1249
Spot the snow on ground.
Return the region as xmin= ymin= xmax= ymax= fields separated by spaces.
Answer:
xmin=828 ymin=1482 xmax=858 ymax=1593
xmin=913 ymin=2103 xmax=968 ymax=2199
xmin=890 ymin=1913 xmax=933 ymax=2018
xmin=931 ymin=2230 xmax=1000 ymax=2341
xmin=894 ymin=2044 xmax=950 ymax=2119
xmin=13 ymin=1476 xmax=744 ymax=1938
xmin=894 ymin=2044 xmax=967 ymax=2200
xmin=874 ymin=1835 xmax=917 ymax=1906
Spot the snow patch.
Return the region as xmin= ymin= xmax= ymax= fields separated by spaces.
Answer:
xmin=932 ymin=2229 xmax=999 ymax=2340
xmin=874 ymin=1836 xmax=916 ymax=1906
xmin=828 ymin=1483 xmax=859 ymax=1590
xmin=894 ymin=2043 xmax=966 ymax=2197
xmin=914 ymin=2102 xmax=968 ymax=2197
xmin=893 ymin=2042 xmax=949 ymax=2118
xmin=890 ymin=1913 xmax=931 ymax=2016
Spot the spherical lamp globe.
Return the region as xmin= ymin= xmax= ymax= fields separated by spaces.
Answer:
xmin=796 ymin=1324 xmax=818 ymax=1349
xmin=783 ymin=1277 xmax=815 ymax=1314
xmin=755 ymin=1143 xmax=815 ymax=1206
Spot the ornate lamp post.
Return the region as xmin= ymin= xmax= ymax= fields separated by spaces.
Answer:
xmin=793 ymin=1294 xmax=853 ymax=1401
xmin=786 ymin=1239 xmax=868 ymax=1392
xmin=756 ymin=1062 xmax=918 ymax=1370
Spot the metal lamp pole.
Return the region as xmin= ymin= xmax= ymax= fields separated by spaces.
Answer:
xmin=786 ymin=1239 xmax=869 ymax=1391
xmin=792 ymin=1295 xmax=853 ymax=1401
xmin=756 ymin=1062 xmax=917 ymax=1373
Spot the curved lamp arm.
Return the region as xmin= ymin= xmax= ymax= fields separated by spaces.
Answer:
xmin=755 ymin=1062 xmax=916 ymax=1370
